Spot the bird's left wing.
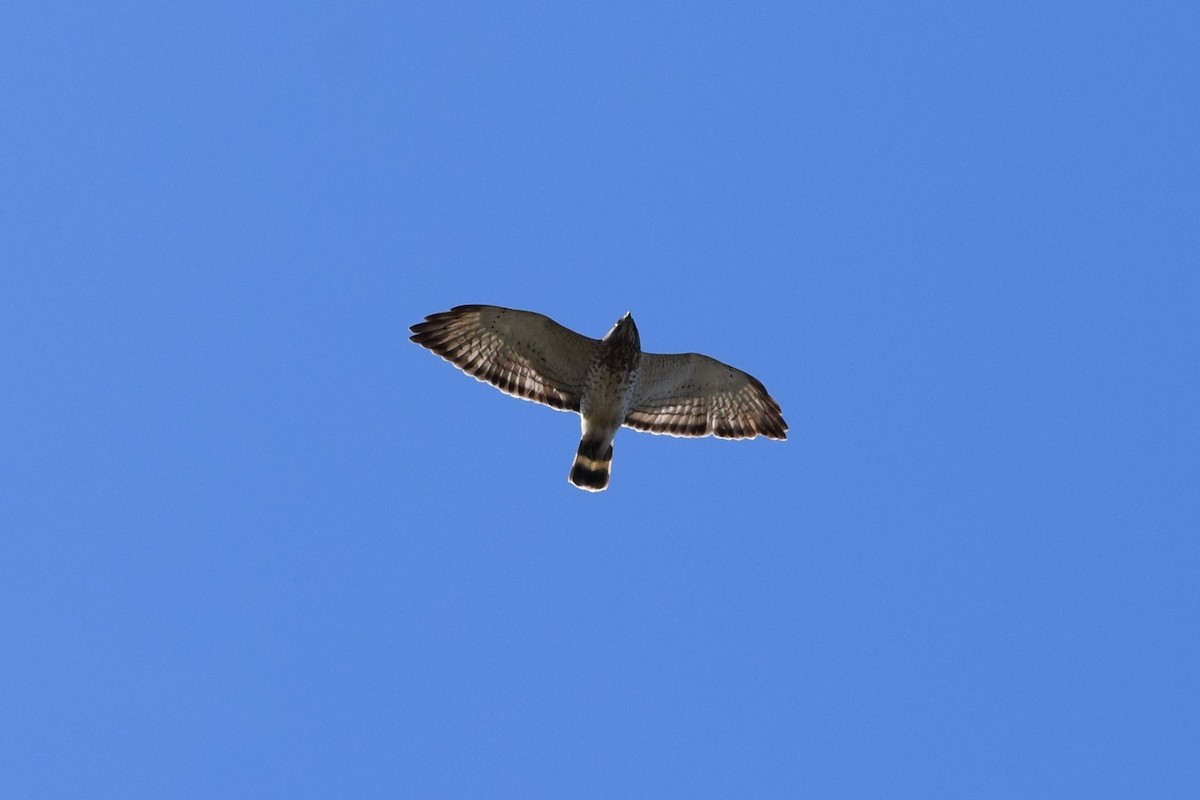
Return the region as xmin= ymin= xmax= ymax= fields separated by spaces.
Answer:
xmin=410 ymin=305 xmax=598 ymax=412
xmin=627 ymin=352 xmax=788 ymax=440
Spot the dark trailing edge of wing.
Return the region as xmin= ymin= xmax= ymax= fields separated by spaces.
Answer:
xmin=623 ymin=370 xmax=788 ymax=440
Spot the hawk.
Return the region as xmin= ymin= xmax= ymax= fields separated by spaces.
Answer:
xmin=410 ymin=305 xmax=787 ymax=492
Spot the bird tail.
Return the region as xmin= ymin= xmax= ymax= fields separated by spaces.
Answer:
xmin=569 ymin=434 xmax=614 ymax=492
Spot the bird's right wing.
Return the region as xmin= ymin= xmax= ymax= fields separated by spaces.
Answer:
xmin=410 ymin=305 xmax=598 ymax=412
xmin=627 ymin=352 xmax=788 ymax=440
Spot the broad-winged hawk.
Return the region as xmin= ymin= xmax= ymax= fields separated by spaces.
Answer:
xmin=410 ymin=305 xmax=787 ymax=492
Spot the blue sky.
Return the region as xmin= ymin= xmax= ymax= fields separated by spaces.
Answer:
xmin=3 ymin=1 xmax=1198 ymax=796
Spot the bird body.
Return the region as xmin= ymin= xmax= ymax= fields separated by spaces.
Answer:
xmin=410 ymin=305 xmax=786 ymax=491
xmin=570 ymin=313 xmax=642 ymax=491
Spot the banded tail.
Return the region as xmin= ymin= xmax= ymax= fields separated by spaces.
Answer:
xmin=569 ymin=434 xmax=614 ymax=492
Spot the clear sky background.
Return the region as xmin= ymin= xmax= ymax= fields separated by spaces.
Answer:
xmin=3 ymin=2 xmax=1198 ymax=797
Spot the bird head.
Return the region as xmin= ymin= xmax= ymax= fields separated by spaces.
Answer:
xmin=603 ymin=311 xmax=640 ymax=349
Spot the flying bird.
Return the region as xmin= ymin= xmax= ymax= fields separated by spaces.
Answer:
xmin=410 ymin=305 xmax=787 ymax=492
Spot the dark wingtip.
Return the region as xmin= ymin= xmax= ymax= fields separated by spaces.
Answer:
xmin=409 ymin=329 xmax=438 ymax=347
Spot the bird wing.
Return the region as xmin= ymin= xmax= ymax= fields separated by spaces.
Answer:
xmin=410 ymin=305 xmax=598 ymax=412
xmin=627 ymin=352 xmax=788 ymax=440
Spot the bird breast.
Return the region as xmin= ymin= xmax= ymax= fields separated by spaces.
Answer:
xmin=579 ymin=343 xmax=642 ymax=425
